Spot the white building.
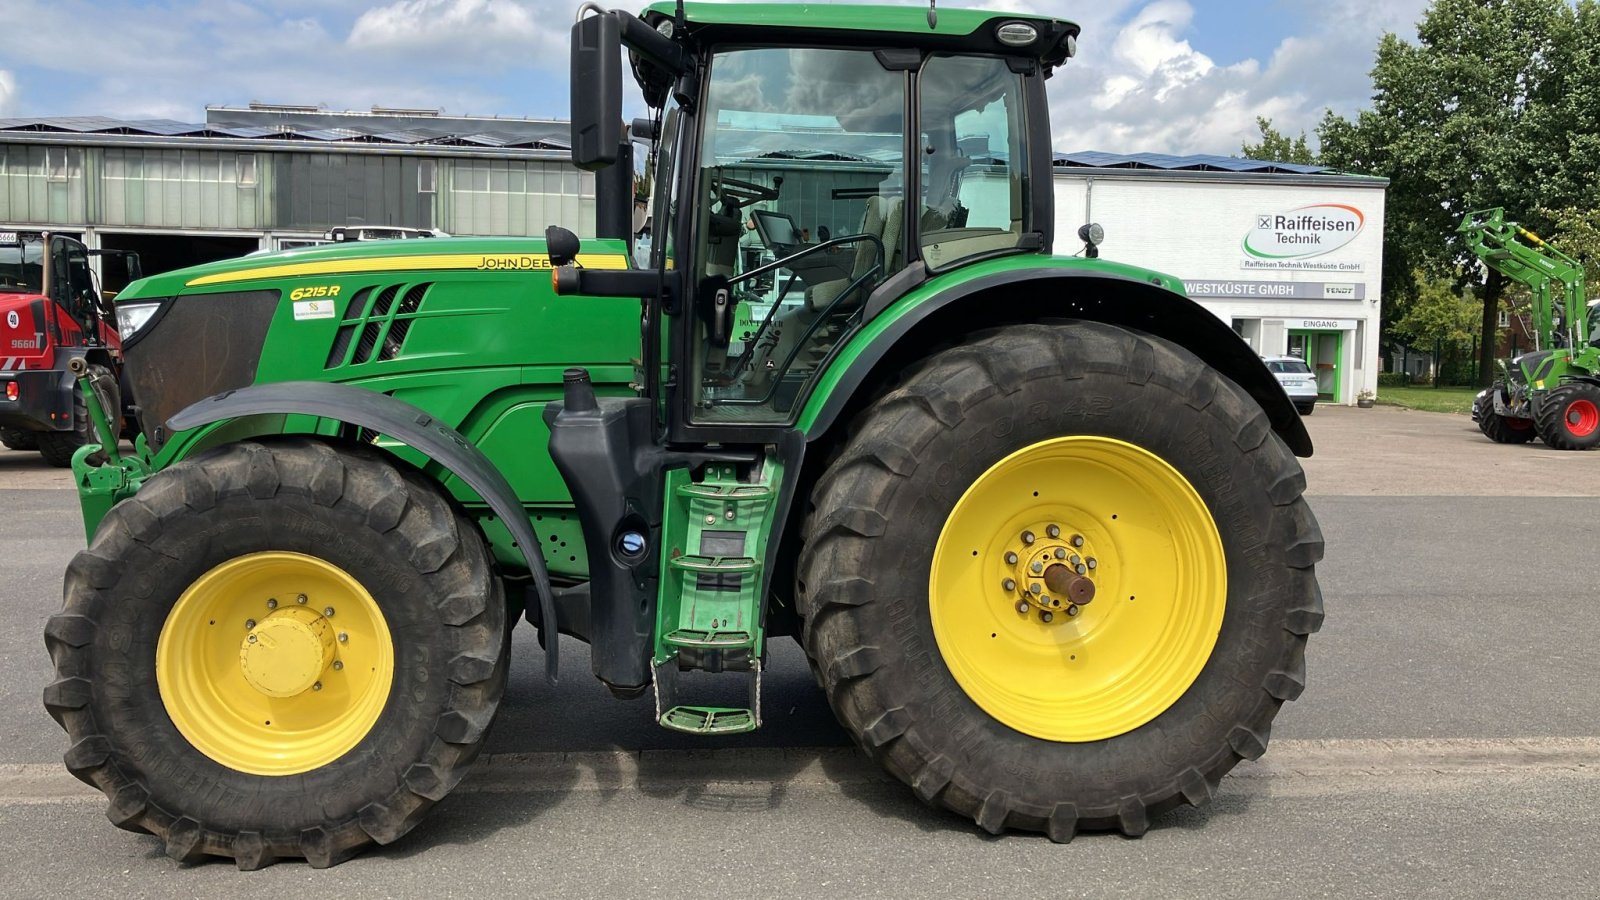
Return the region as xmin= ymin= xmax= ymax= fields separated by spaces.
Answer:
xmin=1054 ymin=153 xmax=1388 ymax=406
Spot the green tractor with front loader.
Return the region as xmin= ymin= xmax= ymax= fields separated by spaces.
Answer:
xmin=1463 ymin=208 xmax=1600 ymax=449
xmin=44 ymin=1 xmax=1323 ymax=867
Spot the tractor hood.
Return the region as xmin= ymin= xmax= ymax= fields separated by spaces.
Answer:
xmin=116 ymin=236 xmax=633 ymax=303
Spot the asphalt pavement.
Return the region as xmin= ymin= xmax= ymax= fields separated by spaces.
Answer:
xmin=1 ymin=404 xmax=1597 ymax=898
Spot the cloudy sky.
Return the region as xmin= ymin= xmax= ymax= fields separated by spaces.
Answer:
xmin=0 ymin=0 xmax=1431 ymax=156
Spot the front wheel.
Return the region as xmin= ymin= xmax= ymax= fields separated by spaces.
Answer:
xmin=45 ymin=439 xmax=508 ymax=867
xmin=36 ymin=364 xmax=119 ymax=468
xmin=1535 ymin=383 xmax=1600 ymax=450
xmin=798 ymin=321 xmax=1324 ymax=840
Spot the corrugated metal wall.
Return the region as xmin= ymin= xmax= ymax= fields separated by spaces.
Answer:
xmin=0 ymin=142 xmax=592 ymax=238
xmin=0 ymin=145 xmax=89 ymax=225
xmin=447 ymin=159 xmax=597 ymax=238
xmin=100 ymin=148 xmax=263 ymax=229
xmin=273 ymin=152 xmax=431 ymax=232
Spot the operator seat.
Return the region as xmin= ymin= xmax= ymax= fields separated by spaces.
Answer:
xmin=705 ymin=195 xmax=743 ymax=278
xmin=745 ymin=194 xmax=903 ymax=394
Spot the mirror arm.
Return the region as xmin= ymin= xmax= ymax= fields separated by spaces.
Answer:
xmin=553 ymin=266 xmax=669 ymax=302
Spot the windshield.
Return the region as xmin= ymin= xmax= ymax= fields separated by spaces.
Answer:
xmin=0 ymin=240 xmax=45 ymax=294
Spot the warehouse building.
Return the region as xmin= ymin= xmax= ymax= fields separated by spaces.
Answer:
xmin=0 ymin=105 xmax=594 ymax=279
xmin=1 ymin=111 xmax=1385 ymax=404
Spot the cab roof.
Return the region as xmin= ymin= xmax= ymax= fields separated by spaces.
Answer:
xmin=640 ymin=2 xmax=1079 ymax=69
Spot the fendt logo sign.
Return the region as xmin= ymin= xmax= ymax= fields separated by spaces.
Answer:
xmin=1243 ymin=204 xmax=1365 ymax=260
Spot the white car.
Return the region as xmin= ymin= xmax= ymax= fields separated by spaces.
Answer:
xmin=1264 ymin=355 xmax=1318 ymax=415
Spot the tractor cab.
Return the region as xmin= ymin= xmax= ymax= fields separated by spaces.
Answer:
xmin=551 ymin=2 xmax=1077 ymax=439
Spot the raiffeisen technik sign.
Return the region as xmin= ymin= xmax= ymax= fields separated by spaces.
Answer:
xmin=1243 ymin=204 xmax=1365 ymax=260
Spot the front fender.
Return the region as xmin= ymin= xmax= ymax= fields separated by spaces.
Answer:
xmin=166 ymin=381 xmax=561 ymax=682
xmin=801 ymin=260 xmax=1312 ymax=457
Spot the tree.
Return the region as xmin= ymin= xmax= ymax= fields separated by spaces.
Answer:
xmin=1239 ymin=117 xmax=1316 ymax=164
xmin=1319 ymin=0 xmax=1579 ymax=386
xmin=1394 ymin=272 xmax=1479 ymax=385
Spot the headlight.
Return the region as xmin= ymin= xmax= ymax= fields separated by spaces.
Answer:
xmin=116 ymin=300 xmax=163 ymax=340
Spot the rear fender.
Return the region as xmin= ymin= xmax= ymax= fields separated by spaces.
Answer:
xmin=803 ymin=267 xmax=1312 ymax=457
xmin=164 ymin=381 xmax=561 ymax=682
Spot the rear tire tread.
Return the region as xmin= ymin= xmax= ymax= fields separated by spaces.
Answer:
xmin=796 ymin=321 xmax=1323 ymax=841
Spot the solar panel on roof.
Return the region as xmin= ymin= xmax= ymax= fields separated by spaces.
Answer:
xmin=1054 ymin=150 xmax=1332 ymax=175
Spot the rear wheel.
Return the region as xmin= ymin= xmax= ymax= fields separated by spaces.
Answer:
xmin=44 ymin=439 xmax=508 ymax=867
xmin=1535 ymin=383 xmax=1600 ymax=450
xmin=798 ymin=321 xmax=1323 ymax=840
xmin=0 ymin=426 xmax=37 ymax=451
xmin=36 ymin=364 xmax=119 ymax=468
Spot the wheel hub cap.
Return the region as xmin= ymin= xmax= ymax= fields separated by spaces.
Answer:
xmin=239 ymin=607 xmax=336 ymax=698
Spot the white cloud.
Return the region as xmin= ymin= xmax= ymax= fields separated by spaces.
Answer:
xmin=1053 ymin=0 xmax=1431 ymax=156
xmin=0 ymin=71 xmax=15 ymax=117
xmin=348 ymin=0 xmax=566 ymax=67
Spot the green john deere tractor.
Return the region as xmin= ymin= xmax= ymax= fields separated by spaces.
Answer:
xmin=1462 ymin=208 xmax=1600 ymax=450
xmin=45 ymin=1 xmax=1323 ymax=868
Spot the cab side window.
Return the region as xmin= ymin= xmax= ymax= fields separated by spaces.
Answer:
xmin=918 ymin=55 xmax=1030 ymax=271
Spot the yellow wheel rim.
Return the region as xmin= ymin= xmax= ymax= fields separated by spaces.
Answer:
xmin=929 ymin=437 xmax=1226 ymax=742
xmin=156 ymin=551 xmax=394 ymax=776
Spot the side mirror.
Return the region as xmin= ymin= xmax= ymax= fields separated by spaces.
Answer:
xmin=546 ymin=226 xmax=582 ymax=268
xmin=570 ymin=12 xmax=623 ymax=171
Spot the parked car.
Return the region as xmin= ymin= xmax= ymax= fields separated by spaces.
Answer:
xmin=1265 ymin=355 xmax=1318 ymax=415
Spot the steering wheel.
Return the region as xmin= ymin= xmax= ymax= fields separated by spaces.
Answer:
xmin=709 ymin=173 xmax=780 ymax=209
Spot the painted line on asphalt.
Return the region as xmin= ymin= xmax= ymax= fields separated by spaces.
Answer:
xmin=3 ymin=737 xmax=1597 ymax=806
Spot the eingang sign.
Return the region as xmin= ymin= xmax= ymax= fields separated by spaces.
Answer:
xmin=1244 ymin=204 xmax=1365 ymax=260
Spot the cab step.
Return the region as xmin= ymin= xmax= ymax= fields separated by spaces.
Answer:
xmin=659 ymin=706 xmax=758 ymax=735
xmin=652 ymin=661 xmax=761 ymax=735
xmin=651 ymin=456 xmax=783 ymax=734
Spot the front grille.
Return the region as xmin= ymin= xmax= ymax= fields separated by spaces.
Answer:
xmin=323 ymin=282 xmax=432 ymax=369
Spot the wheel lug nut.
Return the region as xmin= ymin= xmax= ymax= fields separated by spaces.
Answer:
xmin=1087 ymin=558 xmax=1097 ymax=569
xmin=296 ymin=594 xmax=307 ymax=605
xmin=1030 ymin=583 xmax=1042 ymax=594
xmin=1002 ymin=578 xmax=1017 ymax=592
xmin=1046 ymin=524 xmax=1061 ymax=538
xmin=1071 ymin=555 xmax=1081 ymax=565
xmin=1030 ymin=562 xmax=1043 ymax=574
xmin=1054 ymin=548 xmax=1067 ymax=559
xmin=245 ymin=619 xmax=256 ymax=629
xmin=247 ymin=633 xmax=258 ymax=643
xmin=1021 ymin=531 xmax=1035 ymax=545
xmin=324 ymin=607 xmax=335 ymax=617
xmin=1004 ymin=551 xmax=1018 ymax=565
xmin=1040 ymin=611 xmax=1054 ymax=623
xmin=1071 ymin=534 xmax=1084 ymax=548
xmin=266 ymin=598 xmax=277 ymax=609
xmin=333 ymin=660 xmax=344 ymax=671
xmin=705 ymin=515 xmax=716 ymax=524
xmin=338 ymin=632 xmax=348 ymax=643
xmin=1076 ymin=564 xmax=1087 ymax=575
xmin=312 ymin=682 xmax=322 ymax=691
xmin=1066 ymin=604 xmax=1080 ymax=617
xmin=1016 ymin=600 xmax=1031 ymax=614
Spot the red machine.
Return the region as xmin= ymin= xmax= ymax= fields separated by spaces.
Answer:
xmin=0 ymin=230 xmax=138 ymax=466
